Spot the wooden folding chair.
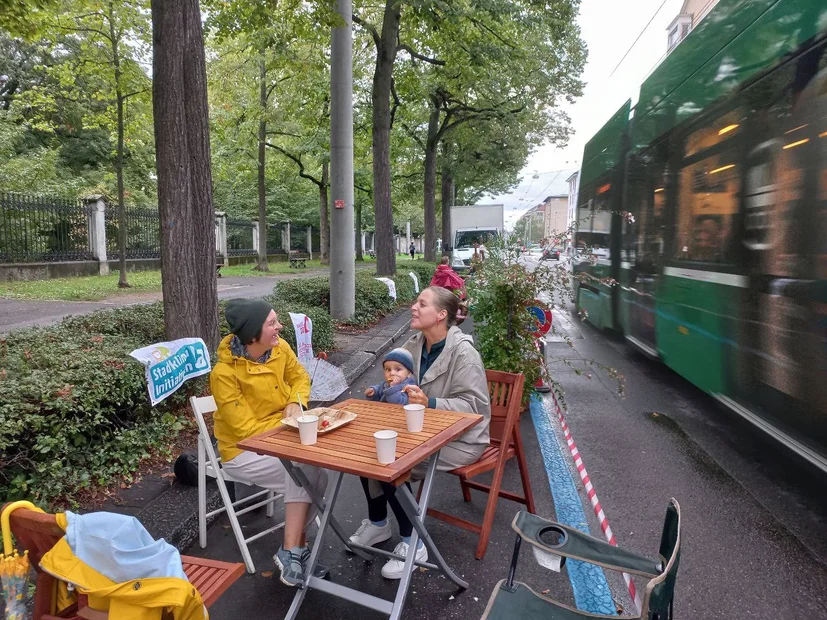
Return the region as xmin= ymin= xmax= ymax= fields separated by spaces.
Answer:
xmin=2 ymin=504 xmax=245 ymax=620
xmin=424 ymin=370 xmax=536 ymax=559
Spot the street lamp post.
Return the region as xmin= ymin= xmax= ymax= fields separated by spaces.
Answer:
xmin=329 ymin=0 xmax=355 ymax=319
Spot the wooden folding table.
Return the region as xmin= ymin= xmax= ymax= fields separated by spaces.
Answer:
xmin=238 ymin=399 xmax=482 ymax=620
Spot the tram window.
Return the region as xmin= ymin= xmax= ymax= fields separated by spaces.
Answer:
xmin=675 ymin=152 xmax=738 ymax=263
xmin=684 ymin=109 xmax=743 ymax=158
xmin=627 ymin=148 xmax=668 ymax=271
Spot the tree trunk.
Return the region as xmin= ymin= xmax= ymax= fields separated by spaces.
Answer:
xmin=319 ymin=160 xmax=330 ymax=264
xmin=255 ymin=54 xmax=268 ymax=271
xmin=440 ymin=142 xmax=453 ymax=257
xmin=109 ymin=3 xmax=129 ymax=288
xmin=355 ymin=195 xmax=363 ymax=261
xmin=151 ymin=0 xmax=219 ymax=350
xmin=423 ymin=104 xmax=439 ymax=262
xmin=371 ymin=0 xmax=400 ymax=276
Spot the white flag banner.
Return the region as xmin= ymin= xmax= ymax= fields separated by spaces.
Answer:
xmin=289 ymin=312 xmax=314 ymax=364
xmin=375 ymin=277 xmax=397 ymax=300
xmin=129 ymin=338 xmax=211 ymax=406
xmin=408 ymin=271 xmax=420 ymax=293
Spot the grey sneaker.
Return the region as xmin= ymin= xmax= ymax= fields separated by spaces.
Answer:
xmin=300 ymin=547 xmax=330 ymax=580
xmin=274 ymin=546 xmax=305 ymax=587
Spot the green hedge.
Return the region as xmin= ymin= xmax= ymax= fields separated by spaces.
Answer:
xmin=395 ymin=260 xmax=437 ymax=289
xmin=0 ymin=322 xmax=192 ymax=504
xmin=0 ymin=300 xmax=335 ymax=505
xmin=270 ymin=262 xmax=437 ymax=328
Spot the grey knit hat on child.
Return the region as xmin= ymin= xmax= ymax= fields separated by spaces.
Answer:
xmin=383 ymin=347 xmax=414 ymax=374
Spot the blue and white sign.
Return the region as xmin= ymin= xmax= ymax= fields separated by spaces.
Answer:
xmin=129 ymin=338 xmax=211 ymax=406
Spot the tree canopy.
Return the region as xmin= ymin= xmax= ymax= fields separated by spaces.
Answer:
xmin=1 ymin=0 xmax=586 ymax=274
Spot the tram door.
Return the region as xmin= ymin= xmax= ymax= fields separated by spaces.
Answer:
xmin=739 ymin=42 xmax=827 ymax=447
xmin=624 ymin=148 xmax=668 ymax=355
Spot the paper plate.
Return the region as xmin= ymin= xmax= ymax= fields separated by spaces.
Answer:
xmin=281 ymin=407 xmax=357 ymax=433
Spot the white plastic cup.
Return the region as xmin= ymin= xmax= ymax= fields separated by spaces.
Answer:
xmin=374 ymin=430 xmax=398 ymax=464
xmin=404 ymin=404 xmax=426 ymax=433
xmin=297 ymin=415 xmax=319 ymax=445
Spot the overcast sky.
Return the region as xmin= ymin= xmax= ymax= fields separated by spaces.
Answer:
xmin=486 ymin=0 xmax=685 ymax=229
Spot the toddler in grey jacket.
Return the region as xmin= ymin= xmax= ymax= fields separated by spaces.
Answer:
xmin=365 ymin=348 xmax=417 ymax=405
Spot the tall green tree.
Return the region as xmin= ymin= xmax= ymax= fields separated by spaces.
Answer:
xmin=151 ymin=0 xmax=219 ymax=348
xmin=13 ymin=0 xmax=154 ymax=286
xmin=394 ymin=0 xmax=585 ymax=261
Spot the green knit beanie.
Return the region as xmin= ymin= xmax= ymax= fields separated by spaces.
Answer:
xmin=225 ymin=298 xmax=274 ymax=345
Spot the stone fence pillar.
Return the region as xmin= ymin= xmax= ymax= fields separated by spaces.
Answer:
xmin=282 ymin=221 xmax=291 ymax=252
xmin=307 ymin=225 xmax=313 ymax=259
xmin=252 ymin=220 xmax=260 ymax=253
xmin=84 ymin=195 xmax=108 ymax=275
xmin=215 ymin=212 xmax=228 ymax=265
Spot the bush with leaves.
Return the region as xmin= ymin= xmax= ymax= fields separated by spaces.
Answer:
xmin=273 ymin=272 xmax=409 ymax=328
xmin=0 ymin=324 xmax=197 ymax=505
xmin=395 ymin=260 xmax=437 ymax=290
xmin=0 ymin=298 xmax=335 ymax=505
xmin=467 ymin=243 xmax=625 ymax=407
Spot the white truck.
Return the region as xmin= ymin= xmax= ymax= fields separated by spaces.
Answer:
xmin=449 ymin=204 xmax=504 ymax=272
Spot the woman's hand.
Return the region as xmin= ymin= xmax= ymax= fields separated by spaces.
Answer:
xmin=402 ymin=384 xmax=428 ymax=407
xmin=284 ymin=402 xmax=303 ymax=420
xmin=365 ymin=387 xmax=376 ymax=398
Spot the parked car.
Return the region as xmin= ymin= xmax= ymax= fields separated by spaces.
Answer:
xmin=542 ymin=247 xmax=561 ymax=260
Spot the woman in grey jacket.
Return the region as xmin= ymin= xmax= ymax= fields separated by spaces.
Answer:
xmin=349 ymin=286 xmax=491 ymax=579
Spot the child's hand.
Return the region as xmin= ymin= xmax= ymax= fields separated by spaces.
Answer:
xmin=365 ymin=387 xmax=376 ymax=398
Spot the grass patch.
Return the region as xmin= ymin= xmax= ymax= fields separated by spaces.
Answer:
xmin=219 ymin=260 xmax=324 ymax=277
xmin=0 ymin=271 xmax=162 ymax=301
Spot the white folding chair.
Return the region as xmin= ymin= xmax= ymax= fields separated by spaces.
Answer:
xmin=190 ymin=395 xmax=285 ymax=574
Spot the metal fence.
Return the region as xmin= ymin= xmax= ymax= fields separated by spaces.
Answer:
xmin=0 ymin=192 xmax=94 ymax=262
xmin=105 ymin=206 xmax=161 ymax=259
xmin=266 ymin=223 xmax=286 ymax=253
xmin=289 ymin=222 xmax=309 ymax=253
xmin=226 ymin=218 xmax=255 ymax=256
xmin=0 ymin=190 xmax=324 ymax=264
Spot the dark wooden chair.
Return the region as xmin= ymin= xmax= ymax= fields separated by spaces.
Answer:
xmin=423 ymin=370 xmax=536 ymax=559
xmin=2 ymin=504 xmax=245 ymax=619
xmin=482 ymin=501 xmax=682 ymax=619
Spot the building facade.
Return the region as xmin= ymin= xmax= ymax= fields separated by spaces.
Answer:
xmin=542 ymin=195 xmax=568 ymax=246
xmin=667 ymin=0 xmax=721 ymax=52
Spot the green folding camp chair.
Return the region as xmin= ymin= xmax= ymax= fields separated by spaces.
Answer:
xmin=482 ymin=499 xmax=681 ymax=620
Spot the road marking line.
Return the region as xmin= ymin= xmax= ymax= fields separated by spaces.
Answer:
xmin=550 ymin=393 xmax=643 ymax=613
xmin=529 ymin=396 xmax=616 ymax=614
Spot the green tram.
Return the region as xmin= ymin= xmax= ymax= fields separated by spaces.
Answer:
xmin=573 ymin=0 xmax=827 ymax=471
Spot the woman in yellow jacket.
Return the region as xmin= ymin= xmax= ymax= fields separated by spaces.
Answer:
xmin=210 ymin=298 xmax=328 ymax=587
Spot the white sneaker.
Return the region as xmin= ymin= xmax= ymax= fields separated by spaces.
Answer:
xmin=348 ymin=519 xmax=392 ymax=549
xmin=381 ymin=541 xmax=428 ymax=580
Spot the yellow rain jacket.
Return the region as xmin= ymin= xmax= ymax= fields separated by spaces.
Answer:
xmin=39 ymin=514 xmax=206 ymax=620
xmin=210 ymin=334 xmax=311 ymax=462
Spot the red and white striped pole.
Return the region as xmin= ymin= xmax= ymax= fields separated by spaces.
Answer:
xmin=551 ymin=394 xmax=642 ymax=613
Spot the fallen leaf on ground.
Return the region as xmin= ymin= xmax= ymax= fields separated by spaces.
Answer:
xmin=542 ymin=589 xmax=551 ymax=595
xmin=260 ymin=571 xmax=273 ymax=578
